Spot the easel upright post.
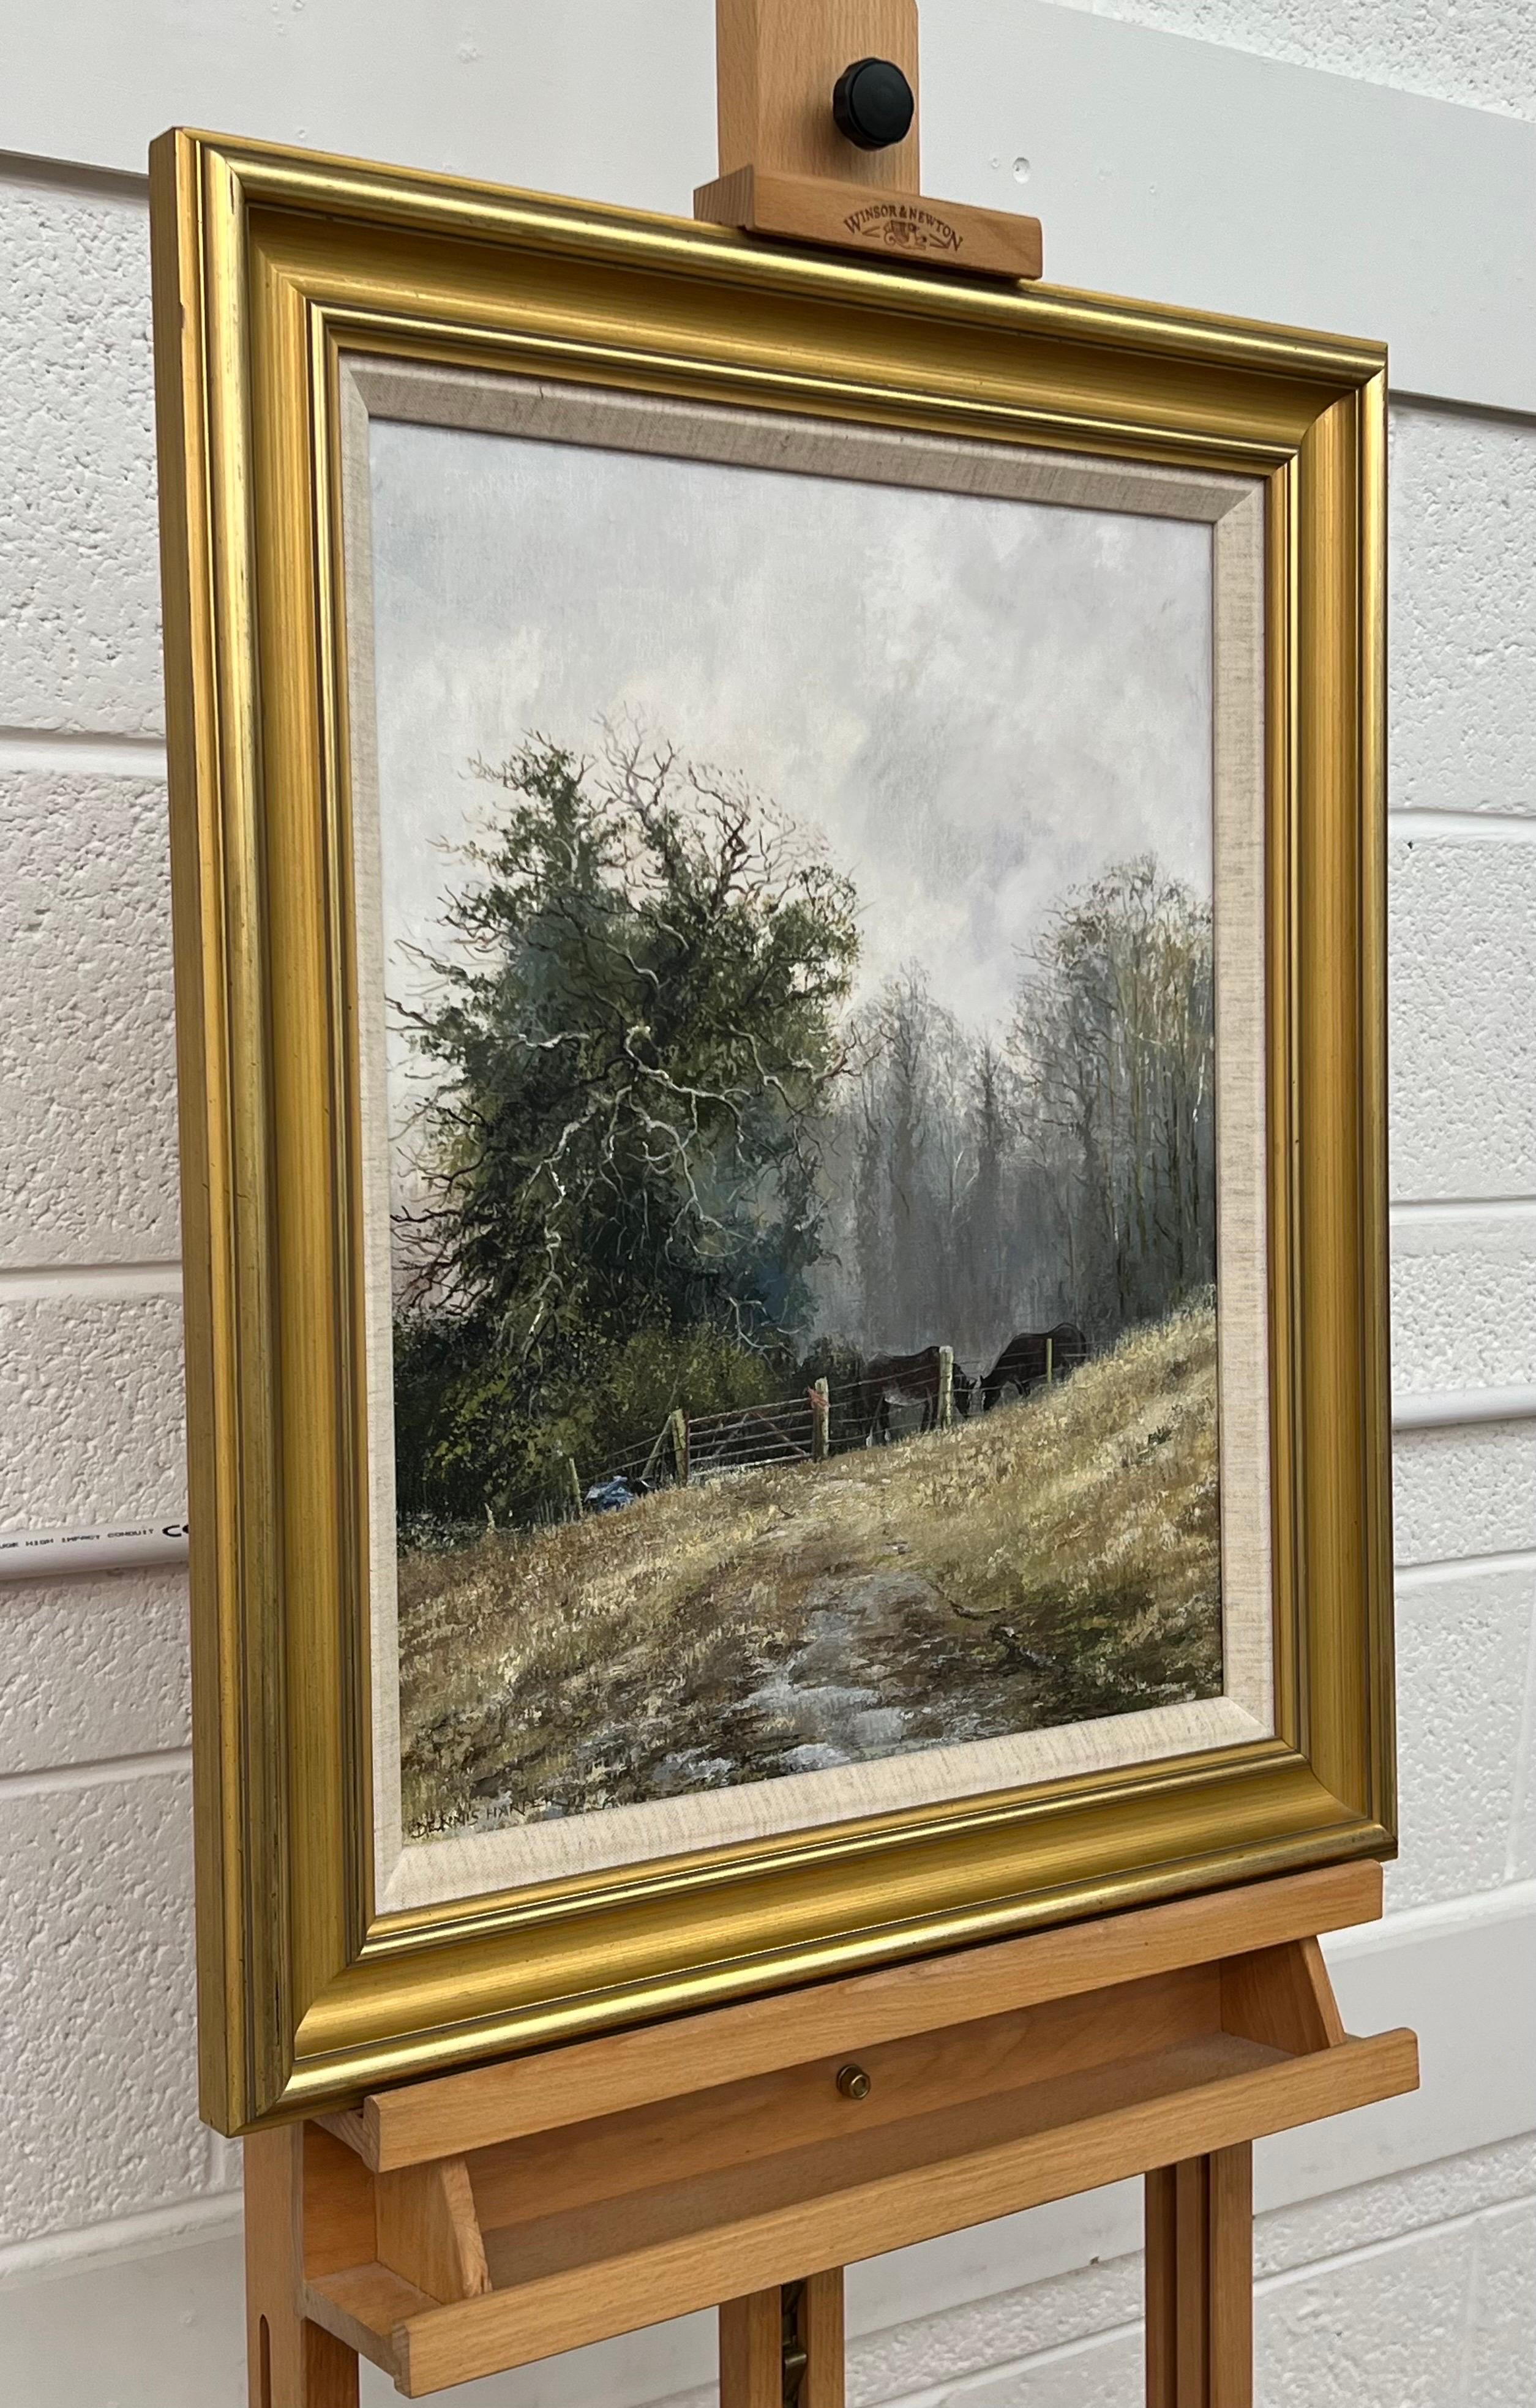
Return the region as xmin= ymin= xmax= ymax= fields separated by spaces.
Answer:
xmin=244 ymin=2128 xmax=359 ymax=2408
xmin=714 ymin=0 xmax=921 ymax=189
xmin=696 ymin=0 xmax=1043 ymax=277
xmin=721 ymin=2273 xmax=845 ymax=2408
xmin=1145 ymin=2148 xmax=1253 ymax=2408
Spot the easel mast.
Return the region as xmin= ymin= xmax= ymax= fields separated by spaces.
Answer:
xmin=243 ymin=14 xmax=1412 ymax=2405
xmin=695 ymin=0 xmax=1043 ymax=278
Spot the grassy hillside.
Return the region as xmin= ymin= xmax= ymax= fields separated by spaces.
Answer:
xmin=399 ymin=1300 xmax=1220 ymax=1838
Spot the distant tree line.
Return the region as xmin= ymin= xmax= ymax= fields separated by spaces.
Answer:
xmin=391 ymin=734 xmax=1214 ymax=1533
xmin=813 ymin=855 xmax=1215 ymax=1365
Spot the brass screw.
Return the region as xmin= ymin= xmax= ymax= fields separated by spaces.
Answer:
xmin=836 ymin=2062 xmax=872 ymax=2100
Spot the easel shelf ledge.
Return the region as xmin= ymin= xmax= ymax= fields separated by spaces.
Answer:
xmin=247 ymin=1863 xmax=1417 ymax=2403
xmin=329 ymin=1856 xmax=1388 ymax=2171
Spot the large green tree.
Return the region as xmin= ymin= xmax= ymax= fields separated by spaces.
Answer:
xmin=392 ymin=733 xmax=860 ymax=1518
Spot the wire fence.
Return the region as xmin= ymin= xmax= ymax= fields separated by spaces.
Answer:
xmin=403 ymin=1333 xmax=1086 ymax=1543
xmin=577 ymin=1359 xmax=953 ymax=1512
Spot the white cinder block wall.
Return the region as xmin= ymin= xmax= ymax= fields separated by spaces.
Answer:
xmin=2 ymin=5 xmax=1533 ymax=2402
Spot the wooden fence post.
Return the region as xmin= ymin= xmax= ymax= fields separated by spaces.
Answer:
xmin=640 ymin=1419 xmax=669 ymax=1487
xmin=563 ymin=1455 xmax=583 ymax=1519
xmin=669 ymin=1408 xmax=691 ymax=1487
xmin=809 ymin=1378 xmax=830 ymax=1461
xmin=937 ymin=1346 xmax=954 ymax=1429
xmin=1044 ymin=1336 xmax=1054 ymax=1388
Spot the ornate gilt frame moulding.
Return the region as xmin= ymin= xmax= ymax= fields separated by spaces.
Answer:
xmin=149 ymin=126 xmax=1392 ymax=2134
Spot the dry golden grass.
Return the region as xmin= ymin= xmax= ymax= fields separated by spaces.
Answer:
xmin=398 ymin=1300 xmax=1220 ymax=1836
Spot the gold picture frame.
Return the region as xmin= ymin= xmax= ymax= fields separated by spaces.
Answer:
xmin=149 ymin=127 xmax=1392 ymax=2134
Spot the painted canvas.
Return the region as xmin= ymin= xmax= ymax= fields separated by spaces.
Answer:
xmin=348 ymin=381 xmax=1259 ymax=1883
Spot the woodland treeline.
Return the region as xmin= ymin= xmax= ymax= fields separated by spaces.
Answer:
xmin=391 ymin=733 xmax=1215 ymax=1532
xmin=814 ymin=856 xmax=1215 ymax=1366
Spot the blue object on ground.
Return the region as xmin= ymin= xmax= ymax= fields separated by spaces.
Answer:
xmin=583 ymin=1476 xmax=639 ymax=1513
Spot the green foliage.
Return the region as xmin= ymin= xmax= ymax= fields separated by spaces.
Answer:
xmin=398 ymin=732 xmax=858 ymax=1361
xmin=588 ymin=1324 xmax=781 ymax=1465
xmin=394 ymin=1312 xmax=785 ymax=1533
xmin=392 ymin=731 xmax=862 ymax=1528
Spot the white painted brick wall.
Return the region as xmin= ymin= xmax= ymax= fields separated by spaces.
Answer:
xmin=0 ymin=1569 xmax=189 ymax=1771
xmin=1391 ymin=1212 xmax=1536 ymax=1397
xmin=0 ymin=1287 xmax=185 ymax=1532
xmin=0 ymin=1767 xmax=208 ymax=2245
xmin=1389 ymin=832 xmax=1536 ymax=1198
xmin=1 ymin=4 xmax=1533 ymax=2402
xmin=0 ymin=182 xmax=161 ymax=733
xmin=1052 ymin=0 xmax=1536 ymax=121
xmin=0 ymin=770 xmax=179 ymax=1263
xmin=1393 ymin=1423 xmax=1536 ymax=1566
xmin=1386 ymin=410 xmax=1536 ymax=823
xmin=1390 ymin=1565 xmax=1534 ymax=1909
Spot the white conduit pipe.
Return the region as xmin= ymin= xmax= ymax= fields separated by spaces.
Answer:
xmin=0 ymin=1521 xmax=190 ymax=1582
xmin=1391 ymin=1385 xmax=1536 ymax=1431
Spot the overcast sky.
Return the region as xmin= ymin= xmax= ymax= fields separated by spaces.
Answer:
xmin=366 ymin=419 xmax=1212 ymax=1049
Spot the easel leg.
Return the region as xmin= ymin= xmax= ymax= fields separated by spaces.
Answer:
xmin=244 ymin=2129 xmax=359 ymax=2408
xmin=720 ymin=2270 xmax=844 ymax=2408
xmin=1145 ymin=2147 xmax=1253 ymax=2408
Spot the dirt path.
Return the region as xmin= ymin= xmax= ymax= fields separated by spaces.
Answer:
xmin=398 ymin=1306 xmax=1222 ymax=1833
xmin=741 ymin=1569 xmax=935 ymax=1771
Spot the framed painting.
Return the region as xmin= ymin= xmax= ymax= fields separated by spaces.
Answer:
xmin=149 ymin=129 xmax=1393 ymax=2132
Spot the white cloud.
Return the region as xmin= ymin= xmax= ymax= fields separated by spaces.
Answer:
xmin=367 ymin=415 xmax=1212 ymax=1045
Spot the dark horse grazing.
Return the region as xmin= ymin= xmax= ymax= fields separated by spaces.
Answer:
xmin=858 ymin=1347 xmax=974 ymax=1445
xmin=980 ymin=1323 xmax=1088 ymax=1410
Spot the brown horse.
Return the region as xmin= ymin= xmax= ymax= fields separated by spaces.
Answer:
xmin=979 ymin=1323 xmax=1088 ymax=1410
xmin=858 ymin=1347 xmax=973 ymax=1444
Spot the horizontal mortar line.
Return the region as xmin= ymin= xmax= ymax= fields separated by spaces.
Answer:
xmin=1392 ymin=1384 xmax=1536 ymax=1429
xmin=32 ymin=1526 xmax=1535 ymax=1591
xmin=1254 ymin=2193 xmax=1524 ymax=2299
xmin=871 ymin=2178 xmax=1526 ymax=2408
xmin=885 ymin=2309 xmax=1145 ymax=2408
xmin=1392 ymin=386 xmax=1536 ymax=434
xmin=0 ymin=144 xmax=148 ymax=204
xmin=0 ymin=1746 xmax=191 ymax=1802
xmin=1328 ymin=1876 xmax=1536 ymax=1960
xmin=0 ymin=1260 xmax=182 ymax=1298
xmin=0 ymin=727 xmax=168 ymax=778
xmin=0 ymin=2190 xmax=242 ymax=2292
xmin=1389 ymin=1195 xmax=1536 ymax=1225
xmin=0 ymin=150 xmax=1515 ymax=454
xmin=1395 ymin=1546 xmax=1536 ymax=1588
xmin=1387 ymin=1199 xmax=1536 ymax=1223
xmin=1388 ymin=804 xmax=1536 ymax=842
xmin=4 ymin=1430 xmax=1532 ymax=1579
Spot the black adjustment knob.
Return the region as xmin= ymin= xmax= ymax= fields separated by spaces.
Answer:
xmin=831 ymin=57 xmax=915 ymax=152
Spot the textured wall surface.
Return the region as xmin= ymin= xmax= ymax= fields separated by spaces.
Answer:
xmin=1051 ymin=0 xmax=1536 ymax=118
xmin=1 ymin=2 xmax=1533 ymax=2402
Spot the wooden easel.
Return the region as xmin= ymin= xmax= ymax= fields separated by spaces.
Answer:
xmin=694 ymin=0 xmax=1043 ymax=279
xmin=244 ymin=13 xmax=1414 ymax=2401
xmin=248 ymin=1863 xmax=1415 ymax=2404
